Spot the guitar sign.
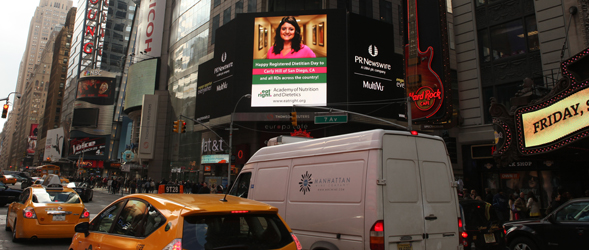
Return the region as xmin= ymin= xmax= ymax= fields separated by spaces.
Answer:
xmin=405 ymin=0 xmax=444 ymax=119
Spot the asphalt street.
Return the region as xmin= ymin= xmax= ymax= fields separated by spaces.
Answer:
xmin=0 ymin=183 xmax=126 ymax=250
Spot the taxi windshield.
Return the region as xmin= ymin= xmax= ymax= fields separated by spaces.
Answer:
xmin=33 ymin=191 xmax=81 ymax=203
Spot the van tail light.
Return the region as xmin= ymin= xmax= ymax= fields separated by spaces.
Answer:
xmin=458 ymin=218 xmax=463 ymax=228
xmin=458 ymin=217 xmax=468 ymax=247
xmin=370 ymin=220 xmax=384 ymax=250
xmin=291 ymin=233 xmax=303 ymax=250
xmin=23 ymin=207 xmax=37 ymax=219
xmin=162 ymin=239 xmax=182 ymax=250
xmin=410 ymin=131 xmax=419 ymax=135
xmin=80 ymin=208 xmax=90 ymax=219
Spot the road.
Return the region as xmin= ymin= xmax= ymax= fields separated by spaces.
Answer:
xmin=0 ymin=183 xmax=126 ymax=250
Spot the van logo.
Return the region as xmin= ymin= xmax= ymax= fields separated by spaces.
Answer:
xmin=299 ymin=171 xmax=313 ymax=195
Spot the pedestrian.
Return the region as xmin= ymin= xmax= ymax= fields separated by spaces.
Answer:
xmin=198 ymin=182 xmax=210 ymax=194
xmin=526 ymin=191 xmax=541 ymax=218
xmin=513 ymin=192 xmax=527 ymax=220
xmin=484 ymin=188 xmax=494 ymax=204
xmin=150 ymin=179 xmax=155 ymax=193
xmin=470 ymin=189 xmax=478 ymax=200
xmin=462 ymin=188 xmax=471 ymax=199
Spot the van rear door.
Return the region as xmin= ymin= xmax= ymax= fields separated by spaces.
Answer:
xmin=382 ymin=135 xmax=459 ymax=250
xmin=415 ymin=136 xmax=459 ymax=249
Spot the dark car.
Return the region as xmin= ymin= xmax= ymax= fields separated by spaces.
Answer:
xmin=67 ymin=182 xmax=94 ymax=202
xmin=504 ymin=197 xmax=589 ymax=250
xmin=459 ymin=199 xmax=505 ymax=250
xmin=0 ymin=181 xmax=23 ymax=207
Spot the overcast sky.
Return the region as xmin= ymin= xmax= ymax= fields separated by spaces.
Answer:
xmin=0 ymin=1 xmax=77 ymax=133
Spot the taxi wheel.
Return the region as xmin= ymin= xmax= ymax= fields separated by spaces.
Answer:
xmin=12 ymin=219 xmax=20 ymax=242
xmin=4 ymin=213 xmax=10 ymax=231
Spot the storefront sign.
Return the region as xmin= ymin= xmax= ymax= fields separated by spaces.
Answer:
xmin=201 ymin=154 xmax=229 ymax=164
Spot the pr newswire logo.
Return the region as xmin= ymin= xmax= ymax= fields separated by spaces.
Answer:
xmin=368 ymin=45 xmax=378 ymax=57
xmin=258 ymin=89 xmax=272 ymax=98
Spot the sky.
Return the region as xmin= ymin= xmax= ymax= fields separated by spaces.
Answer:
xmin=0 ymin=1 xmax=76 ymax=133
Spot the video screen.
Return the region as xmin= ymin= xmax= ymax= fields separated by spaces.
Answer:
xmin=252 ymin=14 xmax=327 ymax=107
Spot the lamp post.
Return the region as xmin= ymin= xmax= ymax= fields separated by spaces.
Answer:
xmin=227 ymin=94 xmax=251 ymax=189
xmin=0 ymin=92 xmax=22 ymax=102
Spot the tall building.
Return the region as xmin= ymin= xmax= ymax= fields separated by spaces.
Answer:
xmin=36 ymin=8 xmax=78 ymax=169
xmin=3 ymin=0 xmax=73 ymax=169
xmin=61 ymin=0 xmax=136 ymax=177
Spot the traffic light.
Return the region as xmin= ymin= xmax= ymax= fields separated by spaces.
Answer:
xmin=290 ymin=112 xmax=297 ymax=127
xmin=181 ymin=120 xmax=187 ymax=133
xmin=2 ymin=103 xmax=8 ymax=118
xmin=173 ymin=120 xmax=180 ymax=133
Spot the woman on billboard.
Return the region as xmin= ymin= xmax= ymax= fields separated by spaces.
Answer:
xmin=268 ymin=16 xmax=316 ymax=59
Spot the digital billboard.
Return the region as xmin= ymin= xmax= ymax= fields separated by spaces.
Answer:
xmin=252 ymin=15 xmax=328 ymax=107
xmin=125 ymin=58 xmax=158 ymax=112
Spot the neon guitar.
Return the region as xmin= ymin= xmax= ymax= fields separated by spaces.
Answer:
xmin=405 ymin=0 xmax=444 ymax=119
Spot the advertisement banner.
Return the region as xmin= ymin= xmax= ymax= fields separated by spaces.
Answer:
xmin=135 ymin=0 xmax=166 ymax=60
xmin=69 ymin=137 xmax=106 ymax=156
xmin=43 ymin=127 xmax=64 ymax=162
xmin=252 ymin=15 xmax=328 ymax=107
xmin=77 ymin=78 xmax=116 ymax=102
xmin=27 ymin=124 xmax=39 ymax=155
xmin=138 ymin=95 xmax=159 ymax=159
xmin=348 ymin=13 xmax=405 ymax=119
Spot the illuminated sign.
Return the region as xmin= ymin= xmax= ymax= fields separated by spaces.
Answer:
xmin=251 ymin=15 xmax=328 ymax=107
xmin=515 ymin=47 xmax=589 ymax=155
xmin=201 ymin=154 xmax=229 ymax=164
xmin=82 ymin=0 xmax=108 ymax=64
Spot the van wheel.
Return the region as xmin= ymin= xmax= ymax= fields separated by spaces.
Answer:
xmin=12 ymin=219 xmax=19 ymax=242
xmin=509 ymin=237 xmax=537 ymax=250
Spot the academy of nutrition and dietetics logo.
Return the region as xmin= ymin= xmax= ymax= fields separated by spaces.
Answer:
xmin=258 ymin=89 xmax=272 ymax=98
xmin=299 ymin=171 xmax=313 ymax=195
xmin=368 ymin=45 xmax=378 ymax=57
xmin=221 ymin=52 xmax=227 ymax=62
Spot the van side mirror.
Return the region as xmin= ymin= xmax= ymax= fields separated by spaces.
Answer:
xmin=75 ymin=222 xmax=90 ymax=237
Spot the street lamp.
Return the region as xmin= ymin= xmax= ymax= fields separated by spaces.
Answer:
xmin=227 ymin=94 xmax=251 ymax=189
xmin=0 ymin=92 xmax=22 ymax=102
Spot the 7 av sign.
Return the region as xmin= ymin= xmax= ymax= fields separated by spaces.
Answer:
xmin=314 ymin=114 xmax=348 ymax=124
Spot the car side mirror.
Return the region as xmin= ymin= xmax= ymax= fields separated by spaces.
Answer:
xmin=75 ymin=222 xmax=90 ymax=237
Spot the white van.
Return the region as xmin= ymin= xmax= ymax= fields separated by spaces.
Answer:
xmin=229 ymin=129 xmax=462 ymax=250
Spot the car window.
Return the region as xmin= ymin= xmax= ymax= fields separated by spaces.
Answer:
xmin=143 ymin=204 xmax=166 ymax=236
xmin=90 ymin=200 xmax=126 ymax=233
xmin=229 ymin=172 xmax=251 ymax=198
xmin=33 ymin=191 xmax=80 ymax=203
xmin=556 ymin=201 xmax=589 ymax=222
xmin=113 ymin=200 xmax=149 ymax=237
xmin=182 ymin=213 xmax=293 ymax=250
xmin=19 ymin=189 xmax=31 ymax=203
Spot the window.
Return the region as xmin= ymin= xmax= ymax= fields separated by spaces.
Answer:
xmin=229 ymin=172 xmax=251 ymax=198
xmin=223 ymin=7 xmax=231 ymax=25
xmin=247 ymin=0 xmax=257 ymax=12
xmin=477 ymin=16 xmax=538 ymax=62
xmin=236 ymin=0 xmax=243 ymax=13
xmin=90 ymin=200 xmax=126 ymax=233
xmin=359 ymin=0 xmax=373 ymax=18
xmin=214 ymin=0 xmax=221 ymax=7
xmin=212 ymin=15 xmax=220 ymax=44
xmin=555 ymin=201 xmax=589 ymax=222
xmin=113 ymin=200 xmax=149 ymax=236
xmin=379 ymin=0 xmax=393 ymax=24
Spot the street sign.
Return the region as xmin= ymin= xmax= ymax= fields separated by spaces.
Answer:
xmin=314 ymin=114 xmax=348 ymax=124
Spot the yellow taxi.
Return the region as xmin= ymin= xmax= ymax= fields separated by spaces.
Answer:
xmin=60 ymin=177 xmax=69 ymax=184
xmin=6 ymin=174 xmax=90 ymax=242
xmin=0 ymin=174 xmax=17 ymax=185
xmin=70 ymin=193 xmax=302 ymax=250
